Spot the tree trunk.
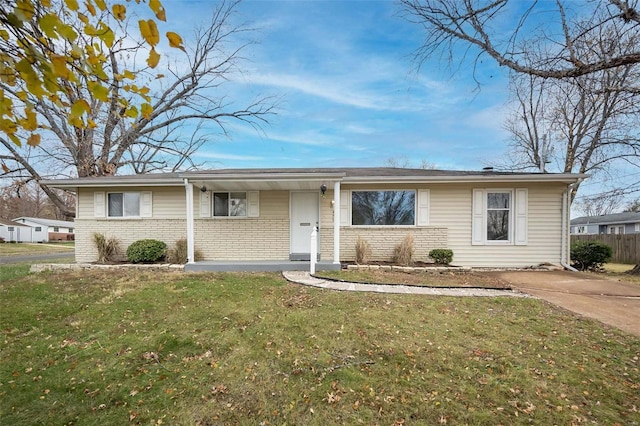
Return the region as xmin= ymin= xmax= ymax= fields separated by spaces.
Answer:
xmin=627 ymin=263 xmax=640 ymax=275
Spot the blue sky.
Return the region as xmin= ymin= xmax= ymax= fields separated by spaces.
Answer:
xmin=162 ymin=0 xmax=512 ymax=171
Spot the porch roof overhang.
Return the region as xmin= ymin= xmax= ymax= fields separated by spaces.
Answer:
xmin=182 ymin=171 xmax=346 ymax=191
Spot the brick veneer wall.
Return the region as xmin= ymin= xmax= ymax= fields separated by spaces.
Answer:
xmin=338 ymin=227 xmax=448 ymax=262
xmin=194 ymin=218 xmax=289 ymax=260
xmin=74 ymin=219 xmax=187 ymax=262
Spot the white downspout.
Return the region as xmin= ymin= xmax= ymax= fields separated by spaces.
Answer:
xmin=184 ymin=179 xmax=195 ymax=264
xmin=333 ymin=181 xmax=341 ymax=264
xmin=561 ymin=180 xmax=582 ymax=272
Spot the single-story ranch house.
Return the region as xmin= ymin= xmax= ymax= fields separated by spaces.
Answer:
xmin=43 ymin=167 xmax=585 ymax=270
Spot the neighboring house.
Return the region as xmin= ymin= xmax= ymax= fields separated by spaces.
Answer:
xmin=0 ymin=218 xmax=35 ymax=242
xmin=570 ymin=212 xmax=640 ymax=235
xmin=12 ymin=217 xmax=75 ymax=242
xmin=43 ymin=167 xmax=585 ymax=269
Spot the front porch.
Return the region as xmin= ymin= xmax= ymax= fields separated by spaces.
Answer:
xmin=184 ymin=260 xmax=343 ymax=272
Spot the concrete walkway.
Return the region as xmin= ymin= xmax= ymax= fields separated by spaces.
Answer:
xmin=282 ymin=271 xmax=530 ymax=297
xmin=485 ymin=270 xmax=640 ymax=337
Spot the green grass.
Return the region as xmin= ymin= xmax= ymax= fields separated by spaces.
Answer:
xmin=0 ymin=242 xmax=75 ymax=256
xmin=1 ymin=268 xmax=639 ymax=425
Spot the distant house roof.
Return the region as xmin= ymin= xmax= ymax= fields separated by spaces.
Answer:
xmin=571 ymin=212 xmax=640 ymax=226
xmin=0 ymin=218 xmax=27 ymax=227
xmin=12 ymin=217 xmax=75 ymax=228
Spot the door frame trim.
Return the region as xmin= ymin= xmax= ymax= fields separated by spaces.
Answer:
xmin=289 ymin=191 xmax=321 ymax=260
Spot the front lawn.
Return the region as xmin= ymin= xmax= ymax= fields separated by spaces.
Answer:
xmin=0 ymin=242 xmax=75 ymax=257
xmin=1 ymin=267 xmax=638 ymax=425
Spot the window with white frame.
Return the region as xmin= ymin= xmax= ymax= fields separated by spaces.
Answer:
xmin=213 ymin=192 xmax=247 ymax=217
xmin=53 ymin=227 xmax=59 ymax=232
xmin=351 ymin=190 xmax=415 ymax=226
xmin=635 ymin=223 xmax=640 ymax=232
xmin=576 ymin=226 xmax=586 ymax=234
xmin=472 ymin=188 xmax=527 ymax=245
xmin=35 ymin=227 xmax=42 ymax=232
xmin=486 ymin=191 xmax=511 ymax=241
xmin=108 ymin=192 xmax=140 ymax=217
xmin=8 ymin=226 xmax=14 ymax=231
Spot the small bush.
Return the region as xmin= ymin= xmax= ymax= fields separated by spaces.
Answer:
xmin=571 ymin=241 xmax=612 ymax=271
xmin=126 ymin=239 xmax=167 ymax=263
xmin=429 ymin=248 xmax=453 ymax=265
xmin=354 ymin=236 xmax=372 ymax=265
xmin=93 ymin=233 xmax=121 ymax=263
xmin=392 ymin=234 xmax=414 ymax=266
xmin=166 ymin=238 xmax=203 ymax=264
xmin=0 ymin=237 xmax=4 ymax=243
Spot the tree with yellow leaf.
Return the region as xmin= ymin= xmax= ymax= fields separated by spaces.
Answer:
xmin=1 ymin=0 xmax=274 ymax=216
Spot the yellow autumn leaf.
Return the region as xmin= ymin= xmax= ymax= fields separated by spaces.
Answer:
xmin=125 ymin=105 xmax=138 ymax=118
xmin=68 ymin=115 xmax=84 ymax=128
xmin=147 ymin=47 xmax=160 ymax=68
xmin=15 ymin=0 xmax=35 ymax=21
xmin=122 ymin=70 xmax=135 ymax=80
xmin=112 ymin=4 xmax=126 ymax=21
xmin=41 ymin=0 xmax=52 ymax=7
xmin=38 ymin=14 xmax=60 ymax=38
xmin=98 ymin=23 xmax=114 ymax=47
xmin=0 ymin=29 xmax=9 ymax=40
xmin=85 ymin=1 xmax=96 ymax=16
xmin=87 ymin=118 xmax=97 ymax=128
xmin=149 ymin=0 xmax=166 ymax=21
xmin=88 ymin=81 xmax=109 ymax=102
xmin=139 ymin=19 xmax=159 ymax=46
xmin=141 ymin=102 xmax=153 ymax=119
xmin=166 ymin=32 xmax=185 ymax=51
xmin=70 ymin=98 xmax=90 ymax=117
xmin=27 ymin=133 xmax=41 ymax=146
xmin=50 ymin=55 xmax=70 ymax=80
xmin=64 ymin=0 xmax=79 ymax=12
xmin=94 ymin=0 xmax=106 ymax=11
xmin=22 ymin=108 xmax=37 ymax=131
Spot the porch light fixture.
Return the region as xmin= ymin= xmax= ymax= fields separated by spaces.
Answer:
xmin=320 ymin=183 xmax=327 ymax=195
xmin=200 ymin=185 xmax=207 ymax=192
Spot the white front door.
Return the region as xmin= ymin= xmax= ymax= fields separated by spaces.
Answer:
xmin=290 ymin=192 xmax=320 ymax=260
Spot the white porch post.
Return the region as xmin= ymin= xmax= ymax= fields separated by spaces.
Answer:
xmin=333 ymin=181 xmax=341 ymax=264
xmin=184 ymin=179 xmax=195 ymax=264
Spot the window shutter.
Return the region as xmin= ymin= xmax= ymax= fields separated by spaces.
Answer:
xmin=140 ymin=191 xmax=153 ymax=218
xmin=247 ymin=191 xmax=260 ymax=217
xmin=472 ymin=189 xmax=484 ymax=245
xmin=94 ymin=192 xmax=105 ymax=218
xmin=417 ymin=189 xmax=430 ymax=226
xmin=199 ymin=190 xmax=211 ymax=217
xmin=514 ymin=188 xmax=528 ymax=245
xmin=340 ymin=190 xmax=350 ymax=226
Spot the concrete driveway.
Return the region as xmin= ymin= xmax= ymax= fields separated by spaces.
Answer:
xmin=484 ymin=270 xmax=640 ymax=337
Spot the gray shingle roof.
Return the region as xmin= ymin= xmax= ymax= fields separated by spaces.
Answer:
xmin=571 ymin=212 xmax=640 ymax=225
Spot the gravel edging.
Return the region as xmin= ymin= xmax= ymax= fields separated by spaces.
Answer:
xmin=283 ymin=271 xmax=531 ymax=297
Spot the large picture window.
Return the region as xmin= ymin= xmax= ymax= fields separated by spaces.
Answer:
xmin=108 ymin=192 xmax=140 ymax=217
xmin=352 ymin=190 xmax=415 ymax=226
xmin=214 ymin=192 xmax=247 ymax=217
xmin=486 ymin=191 xmax=511 ymax=241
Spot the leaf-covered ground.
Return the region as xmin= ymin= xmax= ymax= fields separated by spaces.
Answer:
xmin=1 ymin=268 xmax=639 ymax=425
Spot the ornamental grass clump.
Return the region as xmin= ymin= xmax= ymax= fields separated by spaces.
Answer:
xmin=126 ymin=239 xmax=166 ymax=263
xmin=392 ymin=234 xmax=414 ymax=266
xmin=166 ymin=238 xmax=203 ymax=264
xmin=355 ymin=236 xmax=372 ymax=264
xmin=93 ymin=232 xmax=121 ymax=263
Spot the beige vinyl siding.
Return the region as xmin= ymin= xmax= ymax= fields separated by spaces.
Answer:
xmin=77 ymin=186 xmax=185 ymax=219
xmin=430 ymin=183 xmax=565 ymax=267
